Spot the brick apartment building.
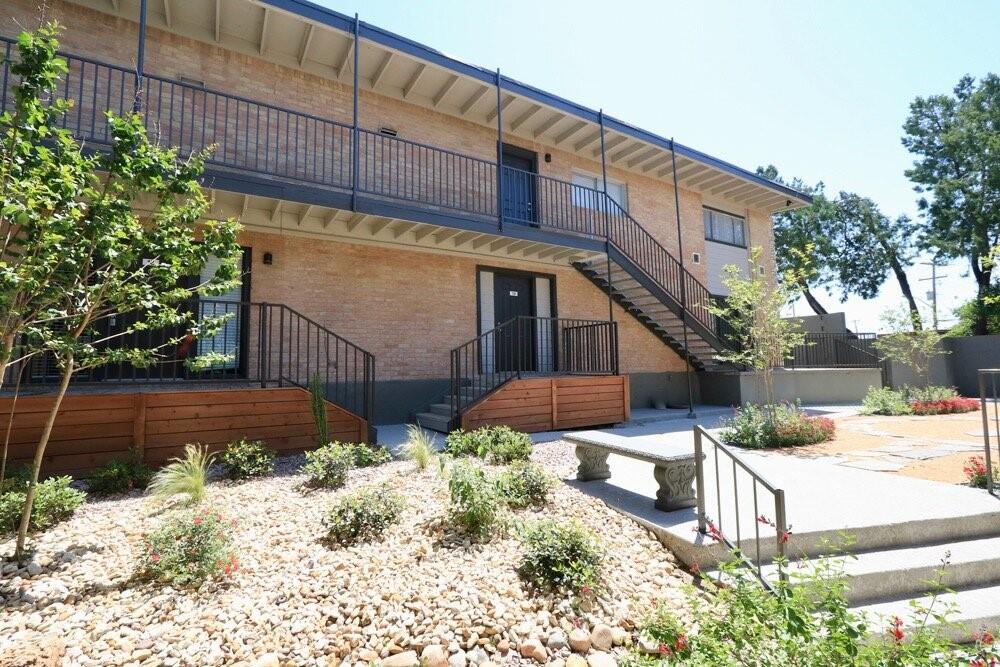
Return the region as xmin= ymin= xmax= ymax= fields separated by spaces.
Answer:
xmin=2 ymin=0 xmax=811 ymax=464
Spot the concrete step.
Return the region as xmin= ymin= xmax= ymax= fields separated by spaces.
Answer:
xmin=427 ymin=402 xmax=455 ymax=417
xmin=851 ymin=583 xmax=1000 ymax=644
xmin=761 ymin=535 xmax=1000 ymax=606
xmin=414 ymin=412 xmax=451 ymax=434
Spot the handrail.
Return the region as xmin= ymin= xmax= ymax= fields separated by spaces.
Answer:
xmin=2 ymin=35 xmax=725 ymax=358
xmin=980 ymin=369 xmax=1000 ymax=497
xmin=450 ymin=316 xmax=617 ymax=419
xmin=694 ymin=425 xmax=788 ymax=588
xmin=605 ymin=198 xmax=717 ymax=335
xmin=6 ymin=299 xmax=375 ymax=426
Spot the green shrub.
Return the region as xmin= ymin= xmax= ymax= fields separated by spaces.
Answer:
xmin=861 ymin=387 xmax=913 ymax=415
xmin=447 ymin=460 xmax=504 ymax=538
xmin=345 ymin=442 xmax=392 ymax=468
xmin=0 ymin=476 xmax=86 ymax=536
xmin=444 ymin=425 xmax=532 ymax=463
xmin=301 ymin=442 xmax=352 ymax=488
xmin=721 ymin=404 xmax=835 ymax=449
xmin=146 ymin=444 xmax=214 ymax=504
xmin=323 ymin=483 xmax=405 ymax=545
xmin=622 ymin=555 xmax=1000 ymax=666
xmin=497 ymin=460 xmax=552 ymax=508
xmin=137 ymin=507 xmax=238 ymax=586
xmin=85 ymin=448 xmax=153 ymax=495
xmin=310 ymin=371 xmax=329 ymax=446
xmin=903 ymin=384 xmax=958 ymax=403
xmin=518 ymin=519 xmax=603 ymax=592
xmin=404 ymin=424 xmax=436 ymax=471
xmin=220 ymin=439 xmax=276 ymax=480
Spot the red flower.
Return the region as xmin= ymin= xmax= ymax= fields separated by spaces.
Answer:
xmin=658 ymin=644 xmax=672 ymax=656
xmin=888 ymin=616 xmax=904 ymax=642
xmin=579 ymin=584 xmax=592 ymax=596
xmin=674 ymin=634 xmax=688 ymax=652
xmin=690 ymin=563 xmax=701 ymax=575
xmin=193 ymin=516 xmax=204 ymax=525
xmin=150 ymin=553 xmax=161 ymax=563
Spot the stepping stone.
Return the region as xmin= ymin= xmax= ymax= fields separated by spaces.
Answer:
xmin=889 ymin=448 xmax=954 ymax=460
xmin=873 ymin=444 xmax=916 ymax=453
xmin=936 ymin=442 xmax=984 ymax=453
xmin=850 ymin=450 xmax=892 ymax=458
xmin=840 ymin=459 xmax=906 ymax=472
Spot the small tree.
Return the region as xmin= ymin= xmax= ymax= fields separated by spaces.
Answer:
xmin=874 ymin=307 xmax=948 ymax=388
xmin=6 ymin=24 xmax=241 ymax=560
xmin=708 ymin=247 xmax=807 ymax=406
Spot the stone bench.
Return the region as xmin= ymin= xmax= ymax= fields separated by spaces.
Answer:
xmin=564 ymin=431 xmax=701 ymax=511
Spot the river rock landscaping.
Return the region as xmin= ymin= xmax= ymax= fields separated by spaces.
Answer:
xmin=0 ymin=441 xmax=692 ymax=666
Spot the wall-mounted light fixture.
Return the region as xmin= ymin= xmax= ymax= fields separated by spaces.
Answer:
xmin=263 ymin=252 xmax=273 ymax=265
xmin=544 ymin=153 xmax=552 ymax=163
xmin=692 ymin=252 xmax=701 ymax=264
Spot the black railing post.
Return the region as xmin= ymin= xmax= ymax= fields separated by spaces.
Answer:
xmin=671 ymin=138 xmax=697 ymax=419
xmin=351 ymin=13 xmax=360 ymax=211
xmin=258 ymin=302 xmax=268 ymax=388
xmin=495 ymin=68 xmax=504 ymax=233
xmin=599 ymin=109 xmax=614 ymax=325
xmin=133 ymin=0 xmax=147 ymax=112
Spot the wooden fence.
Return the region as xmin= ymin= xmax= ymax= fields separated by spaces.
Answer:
xmin=0 ymin=387 xmax=368 ymax=475
xmin=461 ymin=375 xmax=629 ymax=433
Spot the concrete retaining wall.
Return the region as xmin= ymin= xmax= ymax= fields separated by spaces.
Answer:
xmin=882 ymin=334 xmax=1000 ymax=397
xmin=699 ymin=367 xmax=883 ymax=406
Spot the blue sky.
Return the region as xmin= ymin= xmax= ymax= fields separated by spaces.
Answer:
xmin=318 ymin=0 xmax=1000 ymax=331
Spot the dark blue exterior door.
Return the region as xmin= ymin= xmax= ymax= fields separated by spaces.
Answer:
xmin=502 ymin=146 xmax=537 ymax=225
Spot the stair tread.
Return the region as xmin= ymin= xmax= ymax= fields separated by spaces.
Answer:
xmin=850 ymin=582 xmax=1000 ymax=630
xmin=762 ymin=535 xmax=1000 ymax=581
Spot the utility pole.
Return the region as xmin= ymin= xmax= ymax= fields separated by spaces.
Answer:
xmin=919 ymin=258 xmax=947 ymax=330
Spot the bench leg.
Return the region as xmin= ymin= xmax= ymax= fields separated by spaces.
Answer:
xmin=653 ymin=460 xmax=698 ymax=511
xmin=575 ymin=445 xmax=611 ymax=481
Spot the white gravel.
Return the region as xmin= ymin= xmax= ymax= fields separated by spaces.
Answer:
xmin=0 ymin=441 xmax=692 ymax=666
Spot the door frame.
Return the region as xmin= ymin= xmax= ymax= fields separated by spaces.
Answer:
xmin=475 ymin=265 xmax=558 ymax=338
xmin=500 ymin=143 xmax=539 ymax=223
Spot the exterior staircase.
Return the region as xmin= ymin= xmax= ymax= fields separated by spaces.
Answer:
xmin=574 ymin=256 xmax=723 ymax=371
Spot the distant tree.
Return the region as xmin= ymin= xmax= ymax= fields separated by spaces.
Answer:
xmin=759 ymin=167 xmax=922 ymax=328
xmin=5 ymin=25 xmax=241 ymax=560
xmin=902 ymin=73 xmax=1000 ymax=336
xmin=757 ymin=166 xmax=837 ymax=315
xmin=833 ymin=194 xmax=923 ymax=330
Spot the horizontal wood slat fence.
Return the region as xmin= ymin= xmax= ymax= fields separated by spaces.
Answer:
xmin=460 ymin=375 xmax=629 ymax=433
xmin=1 ymin=387 xmax=368 ymax=475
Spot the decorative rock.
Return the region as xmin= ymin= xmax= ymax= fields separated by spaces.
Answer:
xmin=447 ymin=650 xmax=467 ymax=667
xmin=568 ymin=629 xmax=591 ymax=653
xmin=518 ymin=639 xmax=547 ymax=664
xmin=587 ymin=651 xmax=616 ymax=667
xmin=466 ymin=646 xmax=489 ymax=666
xmin=566 ymin=655 xmax=588 ymax=667
xmin=421 ymin=645 xmax=449 ymax=667
xmin=610 ymin=627 xmax=630 ymax=647
xmin=382 ymin=651 xmax=419 ymax=667
xmin=359 ymin=649 xmax=380 ymax=662
xmin=252 ymin=654 xmax=281 ymax=667
xmin=0 ymin=636 xmax=65 ymax=667
xmin=546 ymin=630 xmax=568 ymax=651
xmin=590 ymin=624 xmax=614 ymax=652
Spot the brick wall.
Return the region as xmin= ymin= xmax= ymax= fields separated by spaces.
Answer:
xmin=240 ymin=230 xmax=687 ymax=380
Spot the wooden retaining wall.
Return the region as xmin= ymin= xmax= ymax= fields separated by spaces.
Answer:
xmin=0 ymin=387 xmax=368 ymax=475
xmin=461 ymin=375 xmax=630 ymax=433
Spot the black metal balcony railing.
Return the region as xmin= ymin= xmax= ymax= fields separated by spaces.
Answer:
xmin=450 ymin=316 xmax=618 ymax=417
xmin=1 ymin=36 xmax=722 ymax=353
xmin=786 ymin=333 xmax=880 ymax=369
xmin=3 ymin=300 xmax=375 ymax=424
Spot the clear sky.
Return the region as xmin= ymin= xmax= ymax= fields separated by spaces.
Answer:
xmin=318 ymin=0 xmax=1000 ymax=331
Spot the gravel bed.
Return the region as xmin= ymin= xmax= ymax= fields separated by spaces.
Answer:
xmin=1 ymin=441 xmax=692 ymax=666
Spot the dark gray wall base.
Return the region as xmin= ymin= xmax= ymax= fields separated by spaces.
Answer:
xmin=627 ymin=372 xmax=701 ymax=409
xmin=698 ymin=371 xmax=743 ymax=407
xmin=373 ymin=378 xmax=451 ymax=425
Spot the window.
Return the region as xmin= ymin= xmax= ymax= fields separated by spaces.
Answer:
xmin=571 ymin=171 xmax=628 ymax=212
xmin=703 ymin=208 xmax=746 ymax=247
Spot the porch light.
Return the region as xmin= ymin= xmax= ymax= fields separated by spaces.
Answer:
xmin=263 ymin=252 xmax=273 ymax=265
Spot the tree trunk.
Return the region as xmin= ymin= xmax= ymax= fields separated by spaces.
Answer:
xmin=13 ymin=352 xmax=73 ymax=561
xmin=0 ymin=332 xmax=15 ymax=393
xmin=801 ymin=287 xmax=829 ymax=316
xmin=888 ymin=257 xmax=922 ymax=331
xmin=974 ymin=267 xmax=994 ymax=337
